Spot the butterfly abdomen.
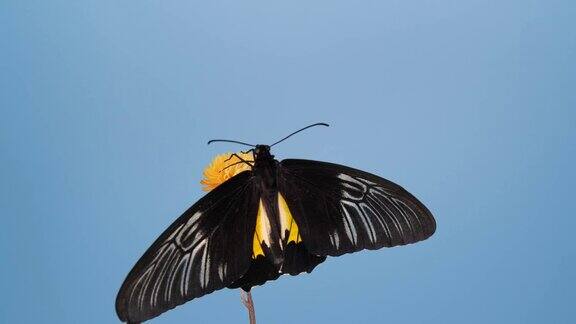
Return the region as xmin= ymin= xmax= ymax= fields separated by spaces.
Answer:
xmin=252 ymin=157 xmax=286 ymax=266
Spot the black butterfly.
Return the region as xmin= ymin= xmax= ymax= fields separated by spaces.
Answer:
xmin=116 ymin=123 xmax=436 ymax=323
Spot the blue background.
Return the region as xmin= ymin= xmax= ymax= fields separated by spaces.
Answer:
xmin=2 ymin=1 xmax=575 ymax=323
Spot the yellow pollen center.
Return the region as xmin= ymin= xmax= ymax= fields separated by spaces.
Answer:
xmin=200 ymin=152 xmax=253 ymax=192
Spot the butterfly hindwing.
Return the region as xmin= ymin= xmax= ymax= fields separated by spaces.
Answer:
xmin=278 ymin=159 xmax=436 ymax=256
xmin=116 ymin=171 xmax=260 ymax=323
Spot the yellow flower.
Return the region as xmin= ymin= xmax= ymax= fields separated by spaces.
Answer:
xmin=201 ymin=152 xmax=253 ymax=192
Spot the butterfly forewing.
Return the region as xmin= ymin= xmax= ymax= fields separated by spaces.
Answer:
xmin=116 ymin=171 xmax=260 ymax=323
xmin=278 ymin=159 xmax=436 ymax=256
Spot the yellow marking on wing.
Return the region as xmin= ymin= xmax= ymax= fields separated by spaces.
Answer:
xmin=252 ymin=199 xmax=271 ymax=258
xmin=278 ymin=193 xmax=301 ymax=244
xmin=252 ymin=233 xmax=264 ymax=258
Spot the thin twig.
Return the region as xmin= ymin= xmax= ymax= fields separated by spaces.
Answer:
xmin=240 ymin=290 xmax=257 ymax=324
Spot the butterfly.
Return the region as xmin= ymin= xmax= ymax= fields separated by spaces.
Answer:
xmin=116 ymin=123 xmax=436 ymax=323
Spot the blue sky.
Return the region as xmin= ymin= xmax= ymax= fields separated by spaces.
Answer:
xmin=1 ymin=1 xmax=575 ymax=323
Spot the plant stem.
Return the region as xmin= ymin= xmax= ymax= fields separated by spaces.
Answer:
xmin=240 ymin=290 xmax=256 ymax=324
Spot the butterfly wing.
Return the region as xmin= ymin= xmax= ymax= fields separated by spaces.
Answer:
xmin=278 ymin=159 xmax=436 ymax=256
xmin=116 ymin=171 xmax=259 ymax=323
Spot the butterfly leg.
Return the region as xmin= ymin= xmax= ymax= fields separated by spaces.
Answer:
xmin=219 ymin=160 xmax=255 ymax=173
xmin=225 ymin=153 xmax=254 ymax=166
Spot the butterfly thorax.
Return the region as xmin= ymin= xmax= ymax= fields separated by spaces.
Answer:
xmin=252 ymin=145 xmax=278 ymax=193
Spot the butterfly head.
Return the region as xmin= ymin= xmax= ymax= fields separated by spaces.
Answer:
xmin=253 ymin=144 xmax=273 ymax=160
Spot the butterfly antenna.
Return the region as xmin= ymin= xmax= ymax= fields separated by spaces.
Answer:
xmin=270 ymin=122 xmax=329 ymax=147
xmin=207 ymin=139 xmax=256 ymax=147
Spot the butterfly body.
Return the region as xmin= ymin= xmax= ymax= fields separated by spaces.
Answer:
xmin=116 ymin=144 xmax=435 ymax=323
xmin=249 ymin=144 xmax=319 ymax=270
xmin=251 ymin=147 xmax=283 ymax=266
